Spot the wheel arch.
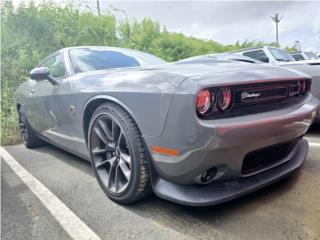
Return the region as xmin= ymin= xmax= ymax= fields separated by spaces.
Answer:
xmin=82 ymin=95 xmax=160 ymax=190
xmin=82 ymin=95 xmax=139 ymax=145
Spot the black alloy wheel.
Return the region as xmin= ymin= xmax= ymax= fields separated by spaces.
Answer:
xmin=18 ymin=108 xmax=43 ymax=148
xmin=91 ymin=114 xmax=132 ymax=194
xmin=89 ymin=103 xmax=151 ymax=204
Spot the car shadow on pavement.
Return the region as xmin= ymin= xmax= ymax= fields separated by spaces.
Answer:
xmin=34 ymin=145 xmax=94 ymax=177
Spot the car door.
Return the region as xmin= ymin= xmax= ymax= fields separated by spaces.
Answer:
xmin=27 ymin=54 xmax=64 ymax=134
xmin=31 ymin=52 xmax=89 ymax=158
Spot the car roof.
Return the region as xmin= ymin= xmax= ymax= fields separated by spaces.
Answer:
xmin=60 ymin=46 xmax=146 ymax=55
xmin=230 ymin=45 xmax=287 ymax=54
xmin=210 ymin=53 xmax=261 ymax=63
xmin=177 ymin=53 xmax=260 ymax=64
xmin=230 ymin=46 xmax=266 ymax=53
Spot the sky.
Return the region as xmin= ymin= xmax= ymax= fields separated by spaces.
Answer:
xmin=11 ymin=0 xmax=320 ymax=52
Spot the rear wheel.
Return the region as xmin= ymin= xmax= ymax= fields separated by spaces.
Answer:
xmin=88 ymin=103 xmax=151 ymax=204
xmin=18 ymin=108 xmax=44 ymax=148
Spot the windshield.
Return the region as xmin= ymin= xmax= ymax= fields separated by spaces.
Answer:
xmin=269 ymin=48 xmax=295 ymax=62
xmin=69 ymin=48 xmax=166 ymax=73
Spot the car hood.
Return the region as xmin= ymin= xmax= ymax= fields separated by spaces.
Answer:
xmin=148 ymin=60 xmax=309 ymax=84
xmin=279 ymin=63 xmax=320 ymax=78
xmin=278 ymin=59 xmax=320 ymax=66
xmin=147 ymin=60 xmax=270 ymax=78
xmin=72 ymin=60 xmax=309 ymax=90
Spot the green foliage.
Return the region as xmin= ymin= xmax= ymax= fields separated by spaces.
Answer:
xmin=284 ymin=46 xmax=298 ymax=53
xmin=0 ymin=1 xmax=279 ymax=145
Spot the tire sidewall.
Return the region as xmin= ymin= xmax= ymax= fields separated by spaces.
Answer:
xmin=88 ymin=103 xmax=144 ymax=203
xmin=18 ymin=108 xmax=30 ymax=146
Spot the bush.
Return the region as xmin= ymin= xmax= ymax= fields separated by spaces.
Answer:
xmin=0 ymin=1 xmax=277 ymax=145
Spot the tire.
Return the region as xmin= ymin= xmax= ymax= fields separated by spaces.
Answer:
xmin=18 ymin=108 xmax=44 ymax=148
xmin=88 ymin=103 xmax=152 ymax=204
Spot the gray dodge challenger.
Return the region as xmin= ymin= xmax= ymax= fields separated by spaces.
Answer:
xmin=14 ymin=46 xmax=319 ymax=206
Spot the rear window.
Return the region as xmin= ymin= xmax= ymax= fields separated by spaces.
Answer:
xmin=243 ymin=50 xmax=268 ymax=62
xmin=69 ymin=49 xmax=140 ymax=73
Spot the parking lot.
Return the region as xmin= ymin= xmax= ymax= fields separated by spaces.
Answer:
xmin=1 ymin=126 xmax=320 ymax=240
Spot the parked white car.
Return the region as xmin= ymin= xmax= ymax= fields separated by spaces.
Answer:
xmin=232 ymin=46 xmax=320 ymax=66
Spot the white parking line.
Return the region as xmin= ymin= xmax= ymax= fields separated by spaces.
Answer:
xmin=1 ymin=147 xmax=101 ymax=240
xmin=309 ymin=142 xmax=320 ymax=147
xmin=305 ymin=137 xmax=320 ymax=143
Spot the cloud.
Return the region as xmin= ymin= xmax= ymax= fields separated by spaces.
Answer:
xmin=106 ymin=1 xmax=320 ymax=52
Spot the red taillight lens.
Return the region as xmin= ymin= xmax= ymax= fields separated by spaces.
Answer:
xmin=218 ymin=87 xmax=232 ymax=111
xmin=196 ymin=89 xmax=212 ymax=115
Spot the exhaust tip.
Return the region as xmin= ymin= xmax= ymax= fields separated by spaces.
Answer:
xmin=200 ymin=166 xmax=218 ymax=184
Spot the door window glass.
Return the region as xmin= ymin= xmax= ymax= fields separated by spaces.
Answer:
xmin=69 ymin=49 xmax=141 ymax=73
xmin=41 ymin=54 xmax=66 ymax=78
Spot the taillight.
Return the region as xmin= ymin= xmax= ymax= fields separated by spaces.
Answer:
xmin=217 ymin=87 xmax=233 ymax=111
xmin=196 ymin=89 xmax=212 ymax=115
xmin=196 ymin=80 xmax=310 ymax=120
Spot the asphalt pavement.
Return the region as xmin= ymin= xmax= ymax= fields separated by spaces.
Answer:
xmin=1 ymin=125 xmax=320 ymax=240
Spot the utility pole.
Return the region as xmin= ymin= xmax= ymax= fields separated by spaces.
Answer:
xmin=271 ymin=13 xmax=282 ymax=47
xmin=96 ymin=0 xmax=101 ymax=16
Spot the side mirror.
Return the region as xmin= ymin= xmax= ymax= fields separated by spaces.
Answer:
xmin=30 ymin=67 xmax=57 ymax=85
xmin=259 ymin=56 xmax=269 ymax=63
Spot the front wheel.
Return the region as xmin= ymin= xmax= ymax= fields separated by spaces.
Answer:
xmin=88 ymin=103 xmax=152 ymax=204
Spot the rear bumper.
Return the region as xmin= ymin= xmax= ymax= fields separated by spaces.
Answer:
xmin=145 ymin=94 xmax=318 ymax=184
xmin=152 ymin=139 xmax=308 ymax=206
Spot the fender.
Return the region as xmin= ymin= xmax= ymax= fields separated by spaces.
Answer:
xmin=82 ymin=94 xmax=138 ymax=145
